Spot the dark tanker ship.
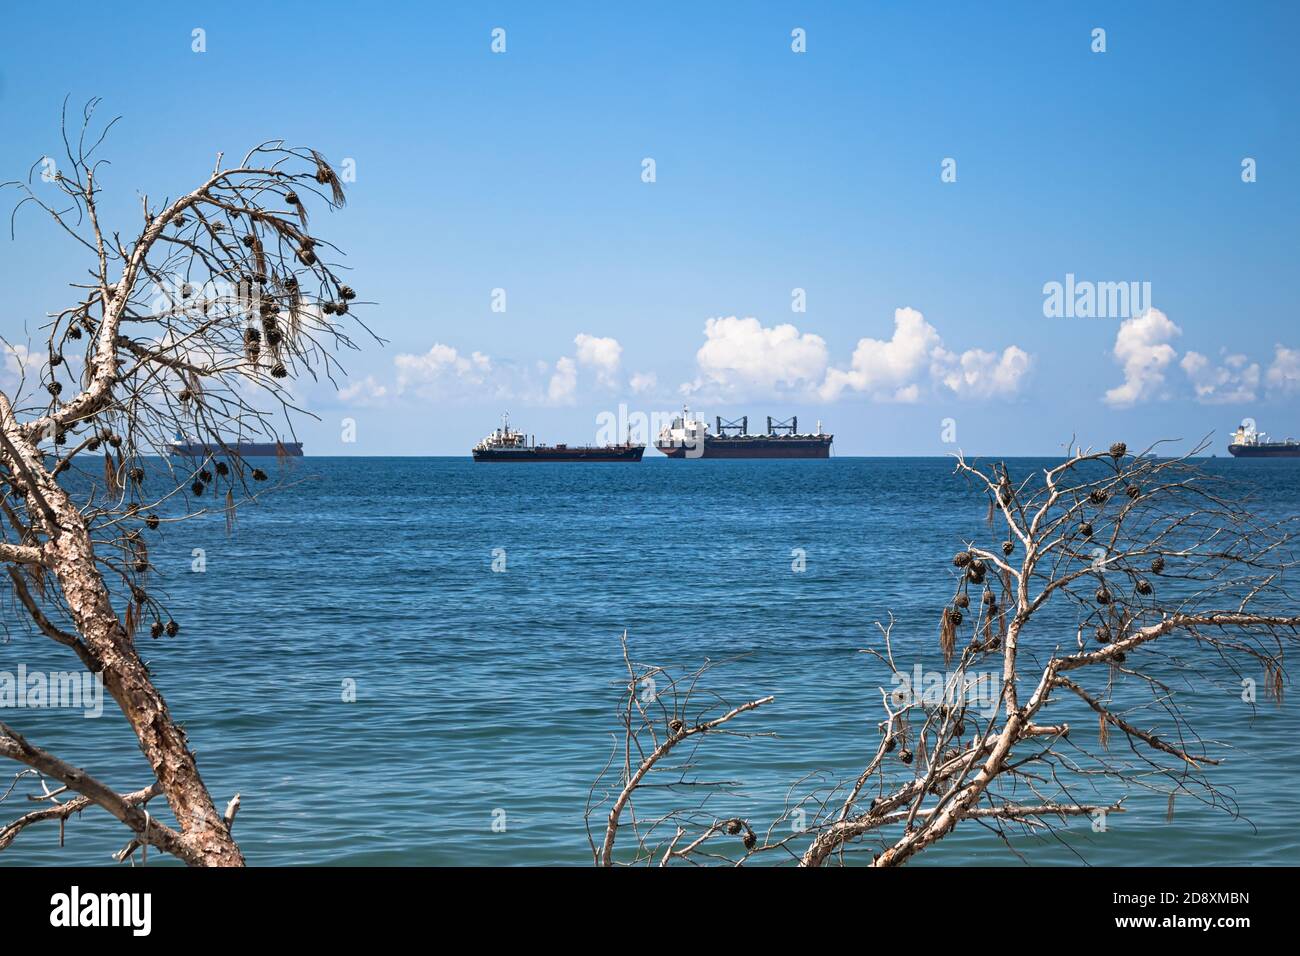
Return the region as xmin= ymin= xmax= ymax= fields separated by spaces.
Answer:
xmin=655 ymin=408 xmax=832 ymax=459
xmin=1228 ymin=421 xmax=1300 ymax=458
xmin=472 ymin=415 xmax=645 ymax=462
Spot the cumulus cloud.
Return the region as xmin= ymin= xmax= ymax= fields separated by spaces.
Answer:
xmin=573 ymin=333 xmax=622 ymax=386
xmin=1103 ymin=312 xmax=1297 ymax=406
xmin=392 ymin=343 xmax=488 ymax=392
xmin=818 ymin=308 xmax=1031 ymax=402
xmin=548 ymin=356 xmax=578 ymax=404
xmin=629 ymin=371 xmax=658 ymax=394
xmin=338 ymin=374 xmax=389 ymax=406
xmin=394 ymin=344 xmax=494 ymax=398
xmin=1103 ymin=308 xmax=1181 ymax=407
xmin=683 ymin=309 xmax=1031 ymax=403
xmin=1180 ymin=351 xmax=1259 ymax=404
xmin=820 ymin=308 xmax=940 ymax=402
xmin=1266 ymin=345 xmax=1300 ymax=395
xmin=932 ymin=345 xmax=1033 ymax=399
xmin=1 ymin=343 xmax=31 ymax=393
xmin=388 ymin=333 xmax=627 ymax=406
xmin=684 ymin=316 xmax=828 ymax=398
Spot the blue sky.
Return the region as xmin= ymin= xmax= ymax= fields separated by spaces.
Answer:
xmin=2 ymin=1 xmax=1297 ymax=455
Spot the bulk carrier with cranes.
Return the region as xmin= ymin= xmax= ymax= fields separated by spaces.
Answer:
xmin=654 ymin=408 xmax=833 ymax=459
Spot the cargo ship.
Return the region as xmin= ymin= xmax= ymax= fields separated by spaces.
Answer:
xmin=170 ymin=433 xmax=303 ymax=457
xmin=472 ymin=416 xmax=644 ymax=462
xmin=655 ymin=408 xmax=832 ymax=459
xmin=1228 ymin=421 xmax=1300 ymax=458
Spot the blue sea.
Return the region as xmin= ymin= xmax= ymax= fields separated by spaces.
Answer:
xmin=3 ymin=457 xmax=1298 ymax=866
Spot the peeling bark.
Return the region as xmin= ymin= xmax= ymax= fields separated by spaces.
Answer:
xmin=1 ymin=104 xmax=368 ymax=865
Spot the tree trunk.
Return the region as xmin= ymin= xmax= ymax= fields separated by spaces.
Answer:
xmin=15 ymin=428 xmax=243 ymax=865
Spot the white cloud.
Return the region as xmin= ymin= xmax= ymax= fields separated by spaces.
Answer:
xmin=548 ymin=356 xmax=577 ymax=405
xmin=1 ymin=343 xmax=31 ymax=393
xmin=629 ymin=371 xmax=657 ymax=394
xmin=932 ymin=345 xmax=1033 ymax=399
xmin=1103 ymin=308 xmax=1181 ymax=407
xmin=1102 ymin=313 xmax=1300 ymax=406
xmin=820 ymin=308 xmax=939 ymax=402
xmin=1180 ymin=351 xmax=1259 ymax=404
xmin=338 ymin=374 xmax=389 ymax=406
xmin=389 ymin=334 xmax=626 ymax=406
xmin=1266 ymin=345 xmax=1300 ymax=395
xmin=392 ymin=343 xmax=488 ymax=392
xmin=893 ymin=383 xmax=920 ymax=403
xmin=573 ymin=333 xmax=622 ymax=385
xmin=379 ymin=312 xmax=1036 ymax=411
xmin=819 ymin=307 xmax=1030 ymax=402
xmin=684 ymin=316 xmax=828 ymax=398
xmin=387 ymin=343 xmax=493 ymax=403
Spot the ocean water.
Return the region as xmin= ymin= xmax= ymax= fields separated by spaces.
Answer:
xmin=2 ymin=456 xmax=1298 ymax=866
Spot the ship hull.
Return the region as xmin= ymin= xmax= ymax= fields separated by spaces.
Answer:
xmin=655 ymin=438 xmax=832 ymax=459
xmin=1228 ymin=444 xmax=1300 ymax=458
xmin=473 ymin=445 xmax=645 ymax=462
xmin=172 ymin=442 xmax=303 ymax=457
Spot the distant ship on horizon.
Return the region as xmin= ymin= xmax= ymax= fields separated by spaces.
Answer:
xmin=1228 ymin=421 xmax=1300 ymax=458
xmin=170 ymin=433 xmax=303 ymax=458
xmin=655 ymin=408 xmax=833 ymax=459
xmin=471 ymin=415 xmax=645 ymax=462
